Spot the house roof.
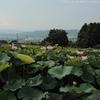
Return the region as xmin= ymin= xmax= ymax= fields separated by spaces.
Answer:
xmin=18 ymin=41 xmax=25 ymax=44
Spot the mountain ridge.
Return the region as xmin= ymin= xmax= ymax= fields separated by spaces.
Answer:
xmin=0 ymin=29 xmax=79 ymax=41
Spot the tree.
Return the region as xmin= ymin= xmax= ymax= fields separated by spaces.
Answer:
xmin=76 ymin=22 xmax=100 ymax=48
xmin=42 ymin=29 xmax=69 ymax=47
xmin=0 ymin=40 xmax=8 ymax=44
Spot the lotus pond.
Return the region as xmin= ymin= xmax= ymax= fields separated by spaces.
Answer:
xmin=0 ymin=44 xmax=100 ymax=100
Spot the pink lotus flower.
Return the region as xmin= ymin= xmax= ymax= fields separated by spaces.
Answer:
xmin=47 ymin=45 xmax=53 ymax=50
xmin=87 ymin=50 xmax=89 ymax=52
xmin=22 ymin=45 xmax=26 ymax=47
xmin=47 ymin=56 xmax=50 ymax=60
xmin=10 ymin=44 xmax=17 ymax=50
xmin=81 ymin=56 xmax=88 ymax=61
xmin=12 ymin=46 xmax=17 ymax=50
xmin=6 ymin=81 xmax=9 ymax=85
xmin=40 ymin=47 xmax=46 ymax=50
xmin=68 ymin=56 xmax=74 ymax=59
xmin=10 ymin=63 xmax=12 ymax=67
xmin=93 ymin=50 xmax=97 ymax=52
xmin=77 ymin=51 xmax=83 ymax=55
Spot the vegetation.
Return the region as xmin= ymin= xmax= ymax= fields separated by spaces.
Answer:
xmin=0 ymin=22 xmax=100 ymax=99
xmin=0 ymin=44 xmax=100 ymax=100
xmin=40 ymin=29 xmax=69 ymax=47
xmin=77 ymin=22 xmax=100 ymax=48
xmin=0 ymin=40 xmax=8 ymax=44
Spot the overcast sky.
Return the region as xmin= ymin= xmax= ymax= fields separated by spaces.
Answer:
xmin=0 ymin=0 xmax=100 ymax=31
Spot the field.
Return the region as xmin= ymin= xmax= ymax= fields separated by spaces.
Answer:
xmin=0 ymin=44 xmax=100 ymax=100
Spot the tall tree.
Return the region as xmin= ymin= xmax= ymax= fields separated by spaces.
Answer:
xmin=77 ymin=22 xmax=100 ymax=48
xmin=42 ymin=29 xmax=69 ymax=47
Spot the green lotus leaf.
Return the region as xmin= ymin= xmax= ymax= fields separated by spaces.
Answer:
xmin=71 ymin=66 xmax=83 ymax=77
xmin=12 ymin=52 xmax=35 ymax=64
xmin=60 ymin=83 xmax=94 ymax=97
xmin=18 ymin=86 xmax=48 ymax=100
xmin=68 ymin=60 xmax=84 ymax=67
xmin=0 ymin=90 xmax=16 ymax=100
xmin=83 ymin=65 xmax=95 ymax=76
xmin=74 ymin=83 xmax=94 ymax=93
xmin=48 ymin=65 xmax=73 ymax=79
xmin=95 ymin=69 xmax=100 ymax=75
xmin=27 ymin=68 xmax=38 ymax=74
xmin=80 ymin=72 xmax=95 ymax=83
xmin=87 ymin=58 xmax=98 ymax=67
xmin=36 ymin=51 xmax=43 ymax=56
xmin=3 ymin=79 xmax=25 ymax=91
xmin=0 ymin=52 xmax=10 ymax=62
xmin=97 ymin=56 xmax=100 ymax=66
xmin=26 ymin=75 xmax=42 ymax=86
xmin=12 ymin=51 xmax=19 ymax=59
xmin=31 ymin=61 xmax=49 ymax=70
xmin=96 ymin=75 xmax=100 ymax=86
xmin=1 ymin=72 xmax=22 ymax=83
xmin=0 ymin=62 xmax=10 ymax=72
xmin=37 ymin=60 xmax=55 ymax=68
xmin=40 ymin=77 xmax=58 ymax=90
xmin=71 ymin=56 xmax=82 ymax=62
xmin=45 ymin=60 xmax=55 ymax=68
xmin=17 ymin=54 xmax=35 ymax=64
xmin=48 ymin=92 xmax=63 ymax=100
xmin=86 ymin=91 xmax=100 ymax=100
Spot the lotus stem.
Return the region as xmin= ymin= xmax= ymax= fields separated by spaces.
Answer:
xmin=62 ymin=78 xmax=64 ymax=86
xmin=23 ymin=65 xmax=25 ymax=78
xmin=8 ymin=67 xmax=11 ymax=81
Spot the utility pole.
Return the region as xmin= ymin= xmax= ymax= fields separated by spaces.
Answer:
xmin=16 ymin=33 xmax=18 ymax=41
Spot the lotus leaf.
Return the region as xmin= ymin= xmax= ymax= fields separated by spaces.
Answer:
xmin=0 ymin=62 xmax=10 ymax=72
xmin=3 ymin=79 xmax=25 ymax=91
xmin=18 ymin=86 xmax=48 ymax=100
xmin=48 ymin=65 xmax=73 ymax=79
xmin=87 ymin=58 xmax=98 ymax=67
xmin=37 ymin=60 xmax=55 ymax=68
xmin=36 ymin=51 xmax=43 ymax=56
xmin=83 ymin=65 xmax=95 ymax=76
xmin=96 ymin=75 xmax=100 ymax=86
xmin=71 ymin=66 xmax=83 ymax=77
xmin=27 ymin=68 xmax=38 ymax=74
xmin=0 ymin=52 xmax=10 ymax=62
xmin=86 ymin=91 xmax=100 ymax=100
xmin=60 ymin=83 xmax=94 ymax=97
xmin=0 ymin=90 xmax=16 ymax=100
xmin=26 ymin=75 xmax=42 ymax=86
xmin=48 ymin=92 xmax=63 ymax=100
xmin=17 ymin=54 xmax=35 ymax=64
xmin=81 ymin=72 xmax=95 ymax=83
xmin=40 ymin=77 xmax=58 ymax=90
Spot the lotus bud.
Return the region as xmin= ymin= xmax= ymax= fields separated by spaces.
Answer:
xmin=6 ymin=81 xmax=9 ymax=85
xmin=57 ymin=63 xmax=59 ymax=65
xmin=47 ymin=56 xmax=50 ymax=60
xmin=30 ymin=81 xmax=33 ymax=85
xmin=46 ymin=95 xmax=50 ymax=100
xmin=10 ymin=63 xmax=12 ymax=67
xmin=42 ymin=56 xmax=44 ymax=60
xmin=73 ymin=81 xmax=77 ymax=86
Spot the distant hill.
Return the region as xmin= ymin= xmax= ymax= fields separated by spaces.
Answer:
xmin=0 ymin=29 xmax=24 ymax=34
xmin=19 ymin=29 xmax=79 ymax=38
xmin=0 ymin=29 xmax=79 ymax=41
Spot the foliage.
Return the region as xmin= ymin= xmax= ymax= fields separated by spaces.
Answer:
xmin=41 ymin=29 xmax=69 ymax=47
xmin=0 ymin=44 xmax=100 ymax=100
xmin=77 ymin=22 xmax=100 ymax=48
xmin=0 ymin=40 xmax=8 ymax=44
